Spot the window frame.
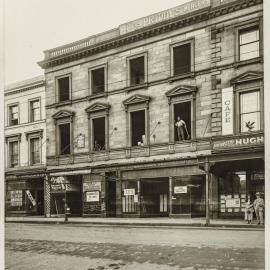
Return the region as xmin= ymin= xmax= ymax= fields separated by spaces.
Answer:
xmin=55 ymin=73 xmax=72 ymax=104
xmin=8 ymin=103 xmax=19 ymax=126
xmin=5 ymin=134 xmax=21 ymax=168
xmin=88 ymin=63 xmax=108 ymax=96
xmin=170 ymin=39 xmax=195 ymax=79
xmin=126 ymin=52 xmax=148 ymax=88
xmin=25 ymin=130 xmax=43 ymax=166
xmin=58 ymin=122 xmax=72 ymax=156
xmin=235 ymin=20 xmax=263 ymax=64
xmin=28 ymin=97 xmax=41 ymax=122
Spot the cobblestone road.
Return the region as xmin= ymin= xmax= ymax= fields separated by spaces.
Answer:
xmin=5 ymin=223 xmax=265 ymax=270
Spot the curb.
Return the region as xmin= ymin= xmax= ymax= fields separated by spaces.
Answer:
xmin=5 ymin=220 xmax=265 ymax=231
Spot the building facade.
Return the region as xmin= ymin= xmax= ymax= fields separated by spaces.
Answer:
xmin=5 ymin=76 xmax=47 ymax=216
xmin=38 ymin=0 xmax=264 ymax=220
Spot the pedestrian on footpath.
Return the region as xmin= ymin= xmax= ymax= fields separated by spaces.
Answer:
xmin=253 ymin=192 xmax=264 ymax=225
xmin=244 ymin=195 xmax=254 ymax=224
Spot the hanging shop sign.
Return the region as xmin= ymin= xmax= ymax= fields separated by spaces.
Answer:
xmin=213 ymin=134 xmax=264 ymax=150
xmin=221 ymin=87 xmax=234 ymax=135
xmin=120 ymin=0 xmax=210 ymax=34
xmin=10 ymin=190 xmax=23 ymax=206
xmin=85 ymin=191 xmax=100 ymax=202
xmin=124 ymin=189 xmax=135 ymax=196
xmin=26 ymin=190 xmax=36 ymax=206
xmin=225 ymin=198 xmax=240 ymax=208
xmin=174 ymin=186 xmax=188 ymax=194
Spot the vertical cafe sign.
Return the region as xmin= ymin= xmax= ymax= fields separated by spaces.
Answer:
xmin=222 ymin=87 xmax=234 ymax=135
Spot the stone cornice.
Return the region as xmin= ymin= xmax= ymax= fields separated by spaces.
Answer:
xmin=38 ymin=0 xmax=263 ymax=69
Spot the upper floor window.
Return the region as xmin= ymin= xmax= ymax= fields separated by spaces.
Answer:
xmin=30 ymin=99 xmax=40 ymax=122
xmin=171 ymin=40 xmax=194 ymax=77
xmin=130 ymin=110 xmax=146 ymax=146
xmin=174 ymin=102 xmax=191 ymax=141
xmin=239 ymin=27 xmax=259 ymax=61
xmin=130 ymin=56 xmax=145 ymax=86
xmin=91 ymin=67 xmax=105 ymax=94
xmin=9 ymin=105 xmax=19 ymax=126
xmin=9 ymin=141 xmax=19 ymax=168
xmin=30 ymin=137 xmax=40 ymax=165
xmin=92 ymin=117 xmax=106 ymax=151
xmin=240 ymin=90 xmax=261 ymax=133
xmin=59 ymin=123 xmax=71 ymax=155
xmin=57 ymin=75 xmax=71 ymax=102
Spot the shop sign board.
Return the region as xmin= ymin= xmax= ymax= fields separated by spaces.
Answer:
xmin=83 ymin=181 xmax=101 ymax=192
xmin=86 ymin=191 xmax=100 ymax=202
xmin=77 ymin=134 xmax=85 ymax=148
xmin=51 ymin=176 xmax=65 ymax=191
xmin=120 ymin=0 xmax=210 ymax=34
xmin=213 ymin=134 xmax=264 ymax=150
xmin=225 ymin=198 xmax=240 ymax=208
xmin=124 ymin=189 xmax=135 ymax=196
xmin=222 ymin=87 xmax=234 ymax=135
xmin=26 ymin=190 xmax=36 ymax=206
xmin=10 ymin=190 xmax=23 ymax=206
xmin=174 ymin=186 xmax=188 ymax=194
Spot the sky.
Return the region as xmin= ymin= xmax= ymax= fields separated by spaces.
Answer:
xmin=3 ymin=0 xmax=190 ymax=85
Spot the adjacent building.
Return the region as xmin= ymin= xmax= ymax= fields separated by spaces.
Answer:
xmin=38 ymin=0 xmax=264 ymax=220
xmin=5 ymin=76 xmax=46 ymax=216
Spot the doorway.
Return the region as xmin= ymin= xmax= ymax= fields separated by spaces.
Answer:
xmin=140 ymin=178 xmax=169 ymax=217
xmin=106 ymin=180 xmax=116 ymax=216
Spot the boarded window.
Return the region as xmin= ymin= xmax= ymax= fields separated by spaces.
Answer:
xmin=59 ymin=123 xmax=70 ymax=155
xmin=130 ymin=56 xmax=145 ymax=86
xmin=93 ymin=117 xmax=105 ymax=151
xmin=9 ymin=105 xmax=18 ymax=126
xmin=30 ymin=138 xmax=40 ymax=165
xmin=130 ymin=110 xmax=145 ymax=146
xmin=30 ymin=100 xmax=40 ymax=122
xmin=58 ymin=77 xmax=70 ymax=102
xmin=10 ymin=141 xmax=19 ymax=167
xmin=173 ymin=43 xmax=191 ymax=75
xmin=174 ymin=102 xmax=191 ymax=141
xmin=239 ymin=28 xmax=259 ymax=61
xmin=92 ymin=67 xmax=105 ymax=94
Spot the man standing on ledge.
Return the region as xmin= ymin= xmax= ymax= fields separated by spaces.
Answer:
xmin=175 ymin=116 xmax=190 ymax=141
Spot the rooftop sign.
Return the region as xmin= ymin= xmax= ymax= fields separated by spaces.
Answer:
xmin=120 ymin=0 xmax=211 ymax=35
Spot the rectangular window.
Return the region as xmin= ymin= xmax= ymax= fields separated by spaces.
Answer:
xmin=30 ymin=138 xmax=40 ymax=165
xmin=240 ymin=90 xmax=260 ymax=132
xmin=174 ymin=102 xmax=191 ymax=141
xmin=129 ymin=56 xmax=145 ymax=86
xmin=59 ymin=123 xmax=71 ymax=155
xmin=9 ymin=141 xmax=19 ymax=168
xmin=239 ymin=28 xmax=259 ymax=61
xmin=91 ymin=67 xmax=105 ymax=94
xmin=30 ymin=100 xmax=40 ymax=122
xmin=58 ymin=76 xmax=70 ymax=102
xmin=173 ymin=43 xmax=191 ymax=76
xmin=130 ymin=110 xmax=145 ymax=146
xmin=92 ymin=117 xmax=106 ymax=151
xmin=9 ymin=105 xmax=18 ymax=126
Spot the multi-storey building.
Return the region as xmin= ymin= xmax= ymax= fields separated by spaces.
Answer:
xmin=38 ymin=0 xmax=264 ymax=220
xmin=5 ymin=76 xmax=46 ymax=216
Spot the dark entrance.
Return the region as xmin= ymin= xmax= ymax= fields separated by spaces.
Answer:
xmin=140 ymin=178 xmax=169 ymax=217
xmin=106 ymin=180 xmax=116 ymax=216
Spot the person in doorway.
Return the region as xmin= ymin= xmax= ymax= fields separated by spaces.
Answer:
xmin=253 ymin=192 xmax=264 ymax=225
xmin=175 ymin=116 xmax=190 ymax=141
xmin=93 ymin=140 xmax=101 ymax=151
xmin=244 ymin=195 xmax=254 ymax=224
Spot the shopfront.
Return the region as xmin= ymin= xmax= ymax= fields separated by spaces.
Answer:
xmin=50 ymin=175 xmax=82 ymax=216
xmin=5 ymin=176 xmax=44 ymax=216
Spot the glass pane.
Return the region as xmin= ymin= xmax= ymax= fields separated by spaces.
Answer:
xmin=240 ymin=42 xmax=259 ymax=61
xmin=240 ymin=91 xmax=260 ymax=114
xmin=240 ymin=29 xmax=259 ymax=45
xmin=241 ymin=112 xmax=260 ymax=132
xmin=33 ymin=108 xmax=40 ymax=121
xmin=32 ymin=101 xmax=40 ymax=109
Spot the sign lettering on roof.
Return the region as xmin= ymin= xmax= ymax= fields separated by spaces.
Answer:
xmin=120 ymin=0 xmax=211 ymax=35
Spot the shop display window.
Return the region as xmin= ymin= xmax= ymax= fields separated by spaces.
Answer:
xmin=122 ymin=181 xmax=138 ymax=213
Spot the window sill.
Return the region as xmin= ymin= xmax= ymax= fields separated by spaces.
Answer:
xmin=88 ymin=92 xmax=107 ymax=101
xmin=125 ymin=83 xmax=148 ymax=92
xmin=234 ymin=57 xmax=263 ymax=68
xmin=168 ymin=72 xmax=195 ymax=83
xmin=54 ymin=100 xmax=72 ymax=108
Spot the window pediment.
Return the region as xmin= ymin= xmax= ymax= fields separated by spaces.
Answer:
xmin=231 ymin=71 xmax=263 ymax=85
xmin=5 ymin=133 xmax=21 ymax=143
xmin=85 ymin=102 xmax=110 ymax=114
xmin=123 ymin=94 xmax=151 ymax=111
xmin=165 ymin=85 xmax=197 ymax=103
xmin=52 ymin=110 xmax=74 ymax=120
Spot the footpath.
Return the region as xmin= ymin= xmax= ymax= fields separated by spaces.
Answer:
xmin=5 ymin=216 xmax=264 ymax=230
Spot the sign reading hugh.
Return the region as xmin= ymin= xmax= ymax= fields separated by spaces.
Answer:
xmin=124 ymin=189 xmax=135 ymax=196
xmin=86 ymin=191 xmax=100 ymax=202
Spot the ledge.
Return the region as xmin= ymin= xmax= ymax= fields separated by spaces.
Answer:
xmin=233 ymin=57 xmax=263 ymax=68
xmin=124 ymin=83 xmax=148 ymax=92
xmin=168 ymin=72 xmax=195 ymax=83
xmin=46 ymin=100 xmax=72 ymax=109
xmin=87 ymin=92 xmax=107 ymax=101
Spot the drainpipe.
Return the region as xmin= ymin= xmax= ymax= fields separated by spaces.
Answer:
xmin=205 ymin=158 xmax=210 ymax=226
